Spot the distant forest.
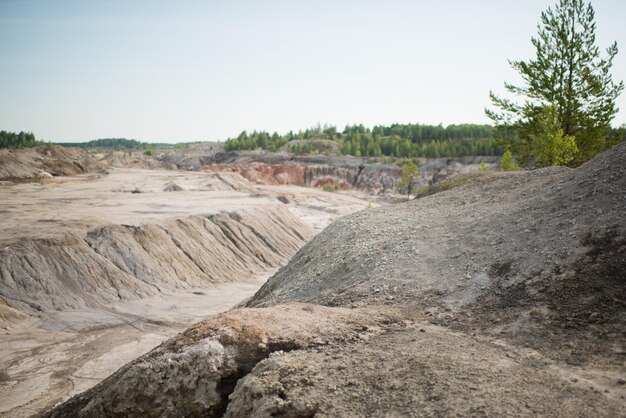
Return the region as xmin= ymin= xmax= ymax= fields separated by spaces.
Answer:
xmin=4 ymin=124 xmax=623 ymax=158
xmin=0 ymin=130 xmax=44 ymax=149
xmin=57 ymin=138 xmax=153 ymax=149
xmin=224 ymin=123 xmax=504 ymax=158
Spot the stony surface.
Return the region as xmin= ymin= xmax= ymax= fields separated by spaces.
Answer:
xmin=226 ymin=324 xmax=621 ymax=417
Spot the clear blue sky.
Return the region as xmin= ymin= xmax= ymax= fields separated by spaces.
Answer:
xmin=1 ymin=0 xmax=625 ymax=142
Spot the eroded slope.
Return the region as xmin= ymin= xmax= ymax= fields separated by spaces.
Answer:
xmin=1 ymin=204 xmax=312 ymax=315
xmin=41 ymin=144 xmax=626 ymax=417
xmin=0 ymin=146 xmax=104 ymax=181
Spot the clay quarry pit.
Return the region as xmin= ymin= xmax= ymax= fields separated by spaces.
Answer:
xmin=1 ymin=144 xmax=625 ymax=418
xmin=0 ymin=165 xmax=374 ymax=417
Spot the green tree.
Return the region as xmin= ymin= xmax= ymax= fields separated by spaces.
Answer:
xmin=529 ymin=105 xmax=578 ymax=166
xmin=397 ymin=160 xmax=418 ymax=201
xmin=500 ymin=150 xmax=519 ymax=171
xmin=486 ymin=0 xmax=623 ymax=166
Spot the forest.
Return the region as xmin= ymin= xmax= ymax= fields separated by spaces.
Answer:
xmin=224 ymin=123 xmax=504 ymax=158
xmin=0 ymin=131 xmax=44 ymax=148
xmin=57 ymin=138 xmax=152 ymax=149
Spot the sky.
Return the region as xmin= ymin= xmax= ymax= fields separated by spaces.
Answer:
xmin=1 ymin=0 xmax=625 ymax=143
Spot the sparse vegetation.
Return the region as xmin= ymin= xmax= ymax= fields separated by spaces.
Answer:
xmin=397 ymin=160 xmax=418 ymax=201
xmin=416 ymin=175 xmax=472 ymax=199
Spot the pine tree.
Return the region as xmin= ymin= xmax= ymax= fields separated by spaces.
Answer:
xmin=500 ymin=150 xmax=519 ymax=171
xmin=529 ymin=105 xmax=578 ymax=166
xmin=486 ymin=0 xmax=623 ymax=166
xmin=397 ymin=161 xmax=417 ymax=201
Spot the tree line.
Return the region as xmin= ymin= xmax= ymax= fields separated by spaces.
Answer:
xmin=224 ymin=123 xmax=504 ymax=158
xmin=57 ymin=138 xmax=151 ymax=149
xmin=0 ymin=131 xmax=44 ymax=149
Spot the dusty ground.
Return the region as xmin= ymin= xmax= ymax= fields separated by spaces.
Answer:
xmin=0 ymin=167 xmax=374 ymax=417
xmin=43 ymin=143 xmax=626 ymax=417
xmin=0 ymin=279 xmax=266 ymax=417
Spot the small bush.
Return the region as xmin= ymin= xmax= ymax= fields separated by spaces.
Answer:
xmin=500 ymin=150 xmax=519 ymax=171
xmin=323 ymin=183 xmax=340 ymax=192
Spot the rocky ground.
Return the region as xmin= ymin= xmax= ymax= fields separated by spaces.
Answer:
xmin=42 ymin=143 xmax=626 ymax=417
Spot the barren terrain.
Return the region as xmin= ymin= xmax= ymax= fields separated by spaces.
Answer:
xmin=42 ymin=143 xmax=626 ymax=417
xmin=0 ymin=166 xmax=373 ymax=417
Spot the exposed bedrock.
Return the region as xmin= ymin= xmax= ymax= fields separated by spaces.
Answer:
xmin=0 ymin=204 xmax=312 ymax=316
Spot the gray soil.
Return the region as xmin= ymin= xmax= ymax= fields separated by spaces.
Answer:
xmin=41 ymin=143 xmax=626 ymax=417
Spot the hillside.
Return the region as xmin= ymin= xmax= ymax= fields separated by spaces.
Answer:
xmin=42 ymin=142 xmax=626 ymax=417
xmin=0 ymin=146 xmax=105 ymax=181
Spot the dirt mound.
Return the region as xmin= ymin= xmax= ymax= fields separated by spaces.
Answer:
xmin=0 ymin=204 xmax=312 ymax=315
xmin=201 ymin=172 xmax=258 ymax=193
xmin=248 ymin=143 xmax=626 ymax=363
xmin=163 ymin=181 xmax=183 ymax=191
xmin=42 ymin=144 xmax=626 ymax=417
xmin=0 ymin=146 xmax=104 ymax=181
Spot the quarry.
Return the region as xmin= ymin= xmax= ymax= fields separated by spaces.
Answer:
xmin=0 ymin=143 xmax=624 ymax=417
xmin=2 ymin=0 xmax=625 ymax=416
xmin=0 ymin=147 xmax=376 ymax=417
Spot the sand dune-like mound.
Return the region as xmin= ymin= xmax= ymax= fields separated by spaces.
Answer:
xmin=163 ymin=181 xmax=183 ymax=191
xmin=43 ymin=144 xmax=626 ymax=417
xmin=0 ymin=204 xmax=312 ymax=316
xmin=201 ymin=172 xmax=258 ymax=193
xmin=0 ymin=146 xmax=104 ymax=181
